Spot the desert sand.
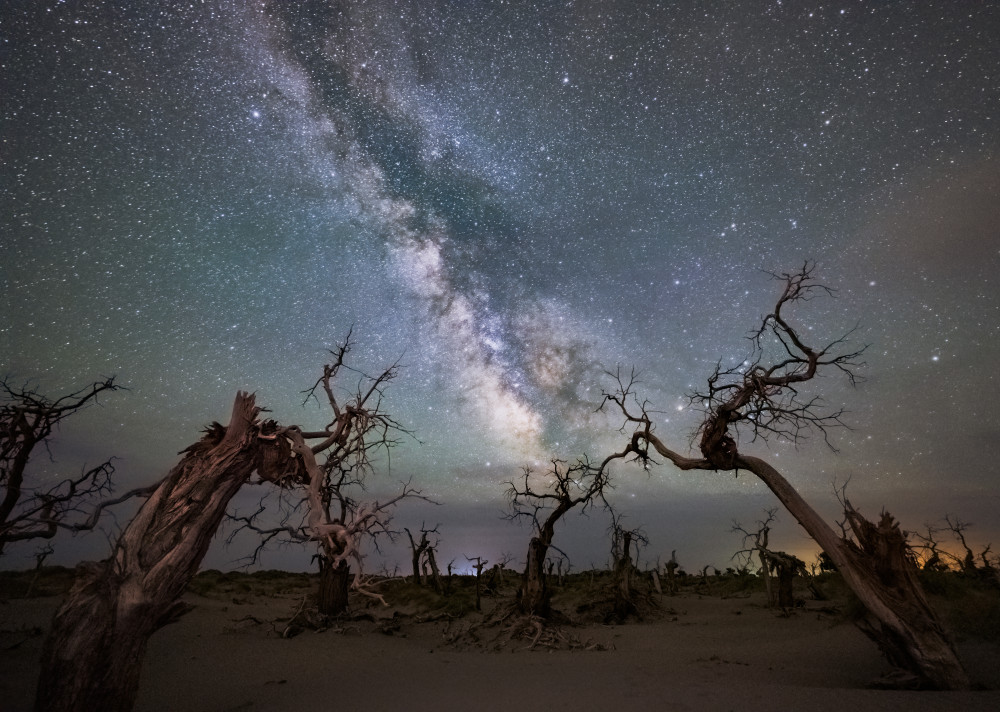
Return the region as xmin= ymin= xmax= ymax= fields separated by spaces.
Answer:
xmin=2 ymin=572 xmax=999 ymax=712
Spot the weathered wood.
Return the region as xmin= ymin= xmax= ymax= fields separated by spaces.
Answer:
xmin=317 ymin=558 xmax=351 ymax=616
xmin=509 ymin=459 xmax=607 ymax=618
xmin=34 ymin=392 xmax=262 ymax=712
xmin=426 ymin=547 xmax=444 ymax=595
xmin=612 ymin=532 xmax=637 ymax=620
xmin=519 ymin=536 xmax=551 ymax=616
xmin=602 ymin=265 xmax=971 ymax=689
xmin=738 ymin=454 xmax=970 ymax=690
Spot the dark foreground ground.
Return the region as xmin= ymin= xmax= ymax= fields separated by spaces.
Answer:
xmin=2 ymin=568 xmax=999 ymax=712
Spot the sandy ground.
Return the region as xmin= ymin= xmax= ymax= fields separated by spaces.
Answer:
xmin=3 ymin=589 xmax=999 ymax=712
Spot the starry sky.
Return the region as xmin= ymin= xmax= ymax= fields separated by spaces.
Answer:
xmin=3 ymin=1 xmax=999 ymax=574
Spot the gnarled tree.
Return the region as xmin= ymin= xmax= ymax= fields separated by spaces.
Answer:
xmin=35 ymin=335 xmax=421 ymax=711
xmin=600 ymin=263 xmax=970 ymax=690
xmin=504 ymin=456 xmax=614 ymax=616
xmin=228 ymin=332 xmax=425 ymax=615
xmin=732 ymin=509 xmax=805 ymax=610
xmin=404 ymin=524 xmax=445 ymax=593
xmin=1 ymin=377 xmax=151 ymax=556
xmin=35 ymin=392 xmax=263 ymax=712
xmin=609 ymin=513 xmax=649 ymax=620
xmin=912 ymin=515 xmax=997 ymax=578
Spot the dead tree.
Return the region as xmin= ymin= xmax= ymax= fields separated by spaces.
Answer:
xmin=227 ymin=333 xmax=426 ymax=615
xmin=910 ymin=523 xmax=950 ymax=572
xmin=34 ymin=337 xmax=423 ymax=709
xmin=734 ymin=513 xmax=806 ymax=610
xmin=600 ymin=263 xmax=970 ymax=690
xmin=609 ymin=513 xmax=649 ymax=619
xmin=35 ymin=392 xmax=263 ymax=712
xmin=404 ymin=524 xmax=439 ymax=587
xmin=1 ymin=377 xmax=152 ymax=555
xmin=496 ymin=551 xmax=514 ymax=587
xmin=732 ymin=508 xmax=779 ymax=606
xmin=911 ymin=515 xmax=997 ymax=582
xmin=939 ymin=514 xmax=997 ymax=578
xmin=504 ymin=456 xmax=614 ymax=616
xmin=664 ymin=550 xmax=679 ymax=595
xmin=466 ymin=555 xmax=488 ymax=611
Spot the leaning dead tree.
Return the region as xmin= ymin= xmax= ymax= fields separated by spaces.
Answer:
xmin=227 ymin=333 xmax=426 ymax=616
xmin=35 ymin=335 xmax=423 ymax=711
xmin=504 ymin=456 xmax=613 ymax=616
xmin=600 ymin=263 xmax=970 ymax=690
xmin=1 ymin=377 xmax=151 ymax=556
xmin=35 ymin=392 xmax=263 ymax=712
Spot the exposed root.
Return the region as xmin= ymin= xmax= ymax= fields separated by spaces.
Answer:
xmin=441 ymin=603 xmax=611 ymax=652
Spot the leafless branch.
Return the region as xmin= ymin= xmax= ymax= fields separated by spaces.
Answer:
xmin=503 ymin=457 xmax=613 ymax=545
xmin=1 ymin=377 xmax=153 ymax=555
xmin=598 ymin=262 xmax=866 ymax=472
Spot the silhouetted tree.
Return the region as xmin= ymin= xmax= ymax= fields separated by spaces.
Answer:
xmin=227 ymin=331 xmax=426 ymax=615
xmin=817 ymin=550 xmax=837 ymax=573
xmin=609 ymin=513 xmax=649 ymax=620
xmin=599 ymin=263 xmax=970 ymax=690
xmin=1 ymin=377 xmax=152 ymax=556
xmin=405 ymin=524 xmax=440 ymax=586
xmin=504 ymin=457 xmax=614 ymax=616
xmin=466 ymin=555 xmax=488 ymax=611
xmin=911 ymin=515 xmax=998 ymax=580
xmin=664 ymin=549 xmax=680 ymax=595
xmin=732 ymin=508 xmax=779 ymax=605
xmin=733 ymin=511 xmax=806 ymax=610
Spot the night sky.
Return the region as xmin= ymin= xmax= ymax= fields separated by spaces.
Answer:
xmin=3 ymin=1 xmax=998 ymax=574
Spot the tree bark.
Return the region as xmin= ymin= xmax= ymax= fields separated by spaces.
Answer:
xmin=519 ymin=536 xmax=551 ymax=616
xmin=612 ymin=532 xmax=637 ymax=620
xmin=411 ymin=550 xmax=422 ymax=584
xmin=758 ymin=545 xmax=774 ymax=607
xmin=737 ymin=454 xmax=970 ymax=690
xmin=405 ymin=528 xmax=429 ymax=585
xmin=317 ymin=558 xmax=351 ymax=616
xmin=34 ymin=392 xmax=261 ymax=712
xmin=776 ymin=564 xmax=795 ymax=609
xmin=426 ymin=548 xmax=444 ymax=595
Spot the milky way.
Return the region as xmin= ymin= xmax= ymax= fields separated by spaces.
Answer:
xmin=3 ymin=1 xmax=999 ymax=571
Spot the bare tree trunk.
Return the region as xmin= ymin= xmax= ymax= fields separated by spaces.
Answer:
xmin=665 ymin=550 xmax=679 ymax=595
xmin=426 ymin=548 xmax=444 ymax=595
xmin=759 ymin=549 xmax=775 ymax=607
xmin=405 ymin=528 xmax=429 ymax=585
xmin=613 ymin=531 xmax=637 ymax=620
xmin=34 ymin=393 xmax=261 ymax=712
xmin=519 ymin=536 xmax=551 ymax=616
xmin=776 ymin=563 xmax=795 ymax=609
xmin=738 ymin=454 xmax=970 ymax=690
xmin=764 ymin=551 xmax=802 ymax=610
xmin=317 ymin=558 xmax=351 ymax=616
xmin=651 ymin=569 xmax=663 ymax=596
xmin=469 ymin=557 xmax=487 ymax=612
